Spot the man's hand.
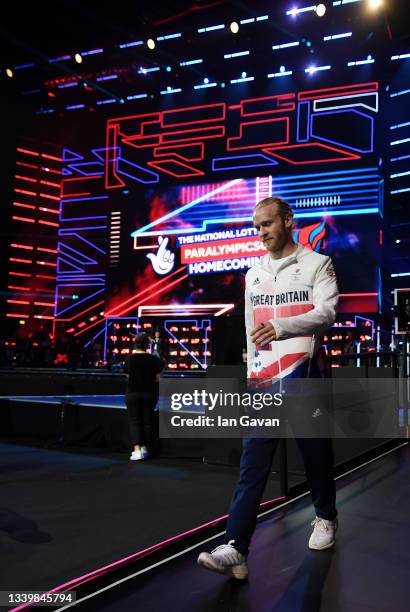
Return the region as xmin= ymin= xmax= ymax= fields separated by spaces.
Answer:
xmin=250 ymin=321 xmax=277 ymax=345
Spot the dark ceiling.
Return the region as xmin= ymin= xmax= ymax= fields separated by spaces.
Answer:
xmin=1 ymin=0 xmax=409 ymax=68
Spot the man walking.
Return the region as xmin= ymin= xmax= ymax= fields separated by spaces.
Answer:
xmin=198 ymin=197 xmax=339 ymax=579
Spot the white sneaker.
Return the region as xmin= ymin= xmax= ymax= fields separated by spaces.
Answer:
xmin=130 ymin=450 xmax=143 ymax=461
xmin=197 ymin=540 xmax=248 ymax=579
xmin=309 ymin=517 xmax=338 ymax=550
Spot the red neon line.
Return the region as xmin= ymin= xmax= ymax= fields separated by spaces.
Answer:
xmin=35 ymin=274 xmax=55 ymax=279
xmin=60 ymin=192 xmax=91 ymax=198
xmin=17 ymin=147 xmax=39 ymax=156
xmin=108 ymin=111 xmax=160 ymax=126
xmin=59 ymin=300 xmax=105 ymax=322
xmin=16 ymin=161 xmax=38 ymax=169
xmin=153 ymin=142 xmax=204 ymax=162
xmin=6 ymin=313 xmax=30 ymax=318
xmin=105 ymin=123 xmax=125 ymax=189
xmin=12 ymin=216 xmax=35 ymax=223
xmin=34 ymin=301 xmax=54 ymax=307
xmin=10 ymin=492 xmax=285 ymax=606
xmin=39 ymin=192 xmax=60 ymax=201
xmin=8 ymin=285 xmax=31 ymax=291
xmin=41 ymin=153 xmax=63 ymax=161
xmin=263 ymin=142 xmax=360 ymax=164
xmin=37 ymin=247 xmax=58 ymax=254
xmin=147 ymin=160 xmax=204 ymax=178
xmin=15 ymin=175 xmax=37 ymax=183
xmin=9 ymin=272 xmax=32 ymax=277
xmin=105 ymin=266 xmax=186 ymax=316
xmin=7 ymin=299 xmax=30 ymax=305
xmin=14 ymin=188 xmax=37 ymax=196
xmin=13 ymin=202 xmax=36 ymax=210
xmin=39 ymin=207 xmax=59 ymax=214
xmin=40 ymin=180 xmax=61 ymax=188
xmin=160 ymin=103 xmax=226 ymax=128
xmin=38 ymin=220 xmax=60 ymax=227
xmin=37 ymin=260 xmax=57 ymax=266
xmin=9 ymin=257 xmax=33 ymax=264
xmin=41 ymin=167 xmax=62 ymax=175
xmin=73 ymin=318 xmax=103 ymax=337
xmin=11 ymin=243 xmax=34 ymax=250
xmin=227 ymin=117 xmax=289 ymax=151
xmin=340 ymin=293 xmax=377 ymax=297
xmin=117 ymin=274 xmax=190 ymax=317
xmin=298 ymin=82 xmax=378 ymax=101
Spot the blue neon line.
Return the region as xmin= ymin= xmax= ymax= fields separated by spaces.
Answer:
xmin=390 ymin=138 xmax=410 ymax=146
xmin=60 ymin=216 xmax=107 ymax=222
xmin=55 ymin=288 xmax=105 ymax=317
xmin=59 ymin=233 xmax=107 ymax=255
xmin=390 ymin=121 xmax=410 ymax=130
xmin=131 ymin=179 xmax=242 ymax=236
xmin=310 ymin=107 xmax=374 ymax=154
xmin=58 ymin=226 xmax=108 ymax=233
xmin=390 ymin=89 xmax=410 ymax=98
xmin=61 ymin=196 xmax=109 ymax=203
xmin=391 ymin=188 xmax=410 ymax=194
xmin=390 ymin=154 xmax=410 ymax=162
xmin=84 ymin=324 xmax=107 ymax=349
xmin=58 ymin=242 xmax=98 ymax=265
xmin=390 ymin=171 xmax=410 ymax=178
xmin=266 ymin=167 xmax=380 ymax=181
xmin=295 ymin=208 xmax=379 ymax=218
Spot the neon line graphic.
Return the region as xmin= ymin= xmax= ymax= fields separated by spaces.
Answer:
xmin=55 ymin=288 xmax=105 ymax=318
xmin=56 ymin=297 xmax=105 ymax=321
xmin=108 ymin=273 xmax=190 ymax=318
xmin=58 ymin=243 xmax=98 ymax=265
xmin=131 ymin=179 xmax=242 ymax=237
xmin=313 ymin=92 xmax=378 ymax=113
xmin=310 ymin=108 xmax=374 ymax=153
xmin=139 ymin=304 xmax=234 ymax=317
xmin=105 ymin=267 xmax=187 ymax=316
xmin=73 ymin=318 xmax=104 ymax=337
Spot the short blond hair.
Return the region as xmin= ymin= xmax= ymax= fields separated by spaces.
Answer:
xmin=254 ymin=197 xmax=294 ymax=226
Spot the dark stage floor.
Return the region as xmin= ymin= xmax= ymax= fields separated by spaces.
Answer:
xmin=52 ymin=443 xmax=410 ymax=612
xmin=0 ymin=441 xmax=286 ymax=595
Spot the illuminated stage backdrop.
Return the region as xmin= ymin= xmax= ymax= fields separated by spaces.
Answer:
xmin=56 ymin=82 xmax=382 ymax=367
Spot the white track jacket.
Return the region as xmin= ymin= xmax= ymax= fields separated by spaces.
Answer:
xmin=245 ymin=245 xmax=338 ymax=380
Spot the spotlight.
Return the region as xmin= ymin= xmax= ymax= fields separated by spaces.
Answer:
xmin=147 ymin=38 xmax=156 ymax=50
xmin=369 ymin=0 xmax=382 ymax=8
xmin=230 ymin=21 xmax=239 ymax=34
xmin=315 ymin=4 xmax=326 ymax=17
xmin=204 ymin=77 xmax=209 ymax=84
xmin=280 ymin=65 xmax=285 ymax=73
xmin=6 ymin=68 xmax=13 ymax=78
xmin=241 ymin=71 xmax=247 ymax=78
xmin=74 ymin=53 xmax=82 ymax=64
xmin=166 ymin=66 xmax=171 ymax=72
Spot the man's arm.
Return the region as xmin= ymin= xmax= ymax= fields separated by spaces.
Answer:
xmin=272 ymin=257 xmax=338 ymax=340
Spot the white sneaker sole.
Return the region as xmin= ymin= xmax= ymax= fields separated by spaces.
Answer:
xmin=309 ymin=539 xmax=335 ymax=550
xmin=197 ymin=553 xmax=248 ymax=580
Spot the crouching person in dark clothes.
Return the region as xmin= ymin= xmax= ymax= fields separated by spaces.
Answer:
xmin=125 ymin=332 xmax=164 ymax=461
